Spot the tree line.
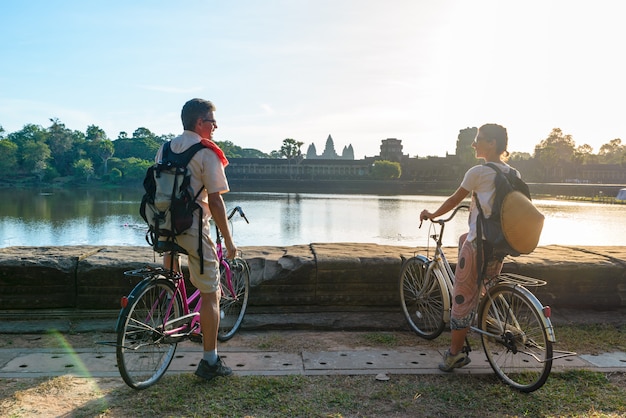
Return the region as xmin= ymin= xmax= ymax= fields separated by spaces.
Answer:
xmin=455 ymin=127 xmax=625 ymax=182
xmin=456 ymin=127 xmax=625 ymax=166
xmin=0 ymin=120 xmax=624 ymax=185
xmin=0 ymin=120 xmax=276 ymax=184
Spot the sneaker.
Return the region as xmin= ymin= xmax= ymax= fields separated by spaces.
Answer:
xmin=438 ymin=349 xmax=471 ymax=372
xmin=194 ymin=357 xmax=233 ymax=381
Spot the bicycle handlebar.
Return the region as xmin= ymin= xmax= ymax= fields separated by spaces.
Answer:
xmin=419 ymin=204 xmax=469 ymax=228
xmin=215 ymin=206 xmax=250 ymax=245
xmin=227 ymin=206 xmax=249 ymax=224
xmin=437 ymin=204 xmax=469 ymax=223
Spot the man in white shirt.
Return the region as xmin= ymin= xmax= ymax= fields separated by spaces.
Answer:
xmin=156 ymin=98 xmax=236 ymax=381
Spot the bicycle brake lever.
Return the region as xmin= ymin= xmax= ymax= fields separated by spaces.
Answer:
xmin=238 ymin=207 xmax=250 ymax=223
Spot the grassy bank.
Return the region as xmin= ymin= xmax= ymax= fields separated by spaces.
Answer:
xmin=556 ymin=195 xmax=626 ymax=205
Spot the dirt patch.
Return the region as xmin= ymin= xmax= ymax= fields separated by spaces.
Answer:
xmin=0 ymin=331 xmax=116 ymax=350
xmin=607 ymin=372 xmax=626 ymax=390
xmin=0 ymin=328 xmax=447 ymax=352
xmin=220 ymin=329 xmax=446 ymax=352
xmin=0 ymin=376 xmax=123 ymax=418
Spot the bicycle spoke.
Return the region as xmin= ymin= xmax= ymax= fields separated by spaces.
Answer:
xmin=218 ymin=258 xmax=250 ymax=341
xmin=400 ymin=257 xmax=446 ymax=340
xmin=116 ymin=279 xmax=181 ymax=389
xmin=479 ymin=285 xmax=552 ymax=392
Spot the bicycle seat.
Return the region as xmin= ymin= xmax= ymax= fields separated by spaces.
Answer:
xmin=154 ymin=240 xmax=188 ymax=255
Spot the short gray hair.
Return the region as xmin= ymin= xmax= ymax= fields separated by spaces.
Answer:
xmin=181 ymin=98 xmax=216 ymax=131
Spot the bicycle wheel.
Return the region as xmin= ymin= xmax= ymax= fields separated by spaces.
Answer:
xmin=478 ymin=284 xmax=553 ymax=392
xmin=116 ymin=278 xmax=183 ymax=389
xmin=399 ymin=257 xmax=447 ymax=339
xmin=218 ymin=257 xmax=250 ymax=341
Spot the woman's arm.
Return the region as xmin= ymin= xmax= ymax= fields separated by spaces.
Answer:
xmin=420 ymin=186 xmax=469 ymax=221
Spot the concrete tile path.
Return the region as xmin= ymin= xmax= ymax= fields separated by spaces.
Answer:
xmin=1 ymin=339 xmax=624 ymax=380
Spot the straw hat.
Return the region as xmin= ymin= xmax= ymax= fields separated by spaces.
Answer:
xmin=501 ymin=191 xmax=545 ymax=254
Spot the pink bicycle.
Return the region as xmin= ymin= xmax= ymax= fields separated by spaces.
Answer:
xmin=115 ymin=206 xmax=250 ymax=389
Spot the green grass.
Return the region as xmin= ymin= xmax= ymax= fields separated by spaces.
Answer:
xmin=556 ymin=323 xmax=626 ymax=354
xmin=61 ymin=371 xmax=625 ymax=417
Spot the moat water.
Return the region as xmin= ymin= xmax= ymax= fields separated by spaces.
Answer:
xmin=1 ymin=189 xmax=625 ymax=248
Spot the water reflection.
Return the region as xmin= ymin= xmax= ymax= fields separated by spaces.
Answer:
xmin=280 ymin=193 xmax=302 ymax=241
xmin=0 ymin=189 xmax=624 ymax=248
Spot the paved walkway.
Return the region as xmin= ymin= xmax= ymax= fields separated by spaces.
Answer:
xmin=1 ymin=310 xmax=625 ymax=380
xmin=1 ymin=340 xmax=626 ymax=380
xmin=2 ymin=339 xmax=626 ymax=380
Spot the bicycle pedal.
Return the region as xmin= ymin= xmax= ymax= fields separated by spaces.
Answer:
xmin=164 ymin=312 xmax=200 ymax=330
xmin=170 ymin=328 xmax=202 ymax=343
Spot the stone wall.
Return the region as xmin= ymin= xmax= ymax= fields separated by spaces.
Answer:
xmin=0 ymin=244 xmax=625 ymax=312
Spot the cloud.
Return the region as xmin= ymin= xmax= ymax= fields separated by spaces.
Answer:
xmin=260 ymin=103 xmax=275 ymax=115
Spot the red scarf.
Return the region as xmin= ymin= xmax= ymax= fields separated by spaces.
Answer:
xmin=200 ymin=139 xmax=229 ymax=167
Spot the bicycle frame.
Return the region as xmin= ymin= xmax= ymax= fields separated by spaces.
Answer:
xmin=420 ymin=207 xmax=462 ymax=326
xmin=173 ymin=206 xmax=249 ymax=336
xmin=428 ymin=250 xmax=455 ymax=325
xmin=115 ymin=269 xmax=198 ymax=343
xmin=180 ymin=243 xmax=236 ymax=335
xmin=215 ymin=219 xmax=238 ymax=304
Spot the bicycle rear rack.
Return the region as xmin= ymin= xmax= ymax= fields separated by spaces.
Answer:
xmin=498 ymin=273 xmax=547 ymax=287
xmin=124 ymin=266 xmax=182 ymax=280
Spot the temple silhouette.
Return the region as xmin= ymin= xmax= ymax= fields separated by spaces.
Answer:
xmin=306 ymin=135 xmax=355 ymax=160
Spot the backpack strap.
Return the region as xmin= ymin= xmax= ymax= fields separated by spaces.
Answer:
xmin=474 ymin=163 xmax=510 ymax=284
xmin=161 ymin=142 xmax=207 ymax=199
xmin=161 ymin=142 xmax=206 ymax=167
xmin=161 ymin=141 xmax=172 ymax=162
xmin=484 ymin=162 xmax=531 ymax=201
xmin=484 ymin=162 xmax=519 ymax=178
xmin=473 ymin=191 xmax=487 ymax=283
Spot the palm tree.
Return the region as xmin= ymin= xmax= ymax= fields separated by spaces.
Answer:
xmin=280 ymin=138 xmax=304 ymax=179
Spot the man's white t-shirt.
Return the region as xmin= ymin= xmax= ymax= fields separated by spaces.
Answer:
xmin=461 ymin=162 xmax=519 ymax=243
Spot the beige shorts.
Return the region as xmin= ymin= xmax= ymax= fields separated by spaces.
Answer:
xmin=175 ymin=231 xmax=220 ymax=294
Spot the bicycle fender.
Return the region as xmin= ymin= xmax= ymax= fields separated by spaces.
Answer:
xmin=510 ymin=284 xmax=556 ymax=343
xmin=114 ymin=277 xmax=159 ymax=333
xmin=406 ymin=254 xmax=430 ymax=264
xmin=431 ymin=263 xmax=452 ymax=323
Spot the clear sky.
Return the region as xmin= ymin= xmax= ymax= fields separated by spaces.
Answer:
xmin=1 ymin=0 xmax=624 ymax=159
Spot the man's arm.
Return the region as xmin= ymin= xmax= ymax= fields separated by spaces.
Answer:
xmin=208 ymin=192 xmax=237 ymax=259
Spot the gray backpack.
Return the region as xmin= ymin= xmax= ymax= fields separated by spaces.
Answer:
xmin=140 ymin=142 xmax=205 ymax=262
